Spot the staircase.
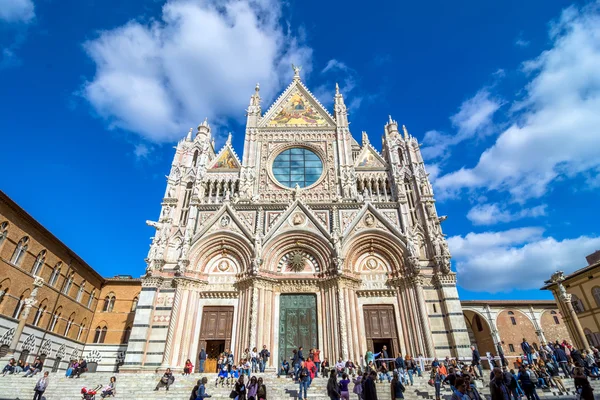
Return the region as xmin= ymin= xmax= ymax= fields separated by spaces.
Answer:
xmin=1 ymin=371 xmax=598 ymax=399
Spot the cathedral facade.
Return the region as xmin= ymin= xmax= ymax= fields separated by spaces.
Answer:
xmin=122 ymin=70 xmax=471 ymax=372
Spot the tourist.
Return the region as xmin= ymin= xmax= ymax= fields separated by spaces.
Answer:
xmin=537 ymin=366 xmax=550 ymax=388
xmin=216 ymin=364 xmax=228 ymax=387
xmin=233 ymin=375 xmax=247 ymax=400
xmin=155 ymin=368 xmax=175 ymax=391
xmin=451 ymin=377 xmax=467 ymax=400
xmin=195 ymin=377 xmax=211 ymax=400
xmin=72 ymin=358 xmax=87 ymax=378
xmin=247 ymin=375 xmax=258 ymax=400
xmin=321 ymin=357 xmax=330 ymax=376
xmin=199 ymin=348 xmax=207 ymax=373
xmin=279 ymin=359 xmax=290 ymax=377
xmin=227 ymin=349 xmax=235 ymax=369
xmin=374 ymin=345 xmax=389 ymax=369
xmin=298 ymin=361 xmax=310 ymax=400
xmin=229 ymin=365 xmax=241 ymax=387
xmin=378 ymin=362 xmax=391 ymax=383
xmin=416 ymin=354 xmax=424 ymax=377
xmin=14 ymin=359 xmax=25 ymax=374
xmin=327 ymin=370 xmax=340 ymax=400
xmin=521 ymin=339 xmax=533 ymax=365
xmin=571 ymin=348 xmax=585 ymax=368
xmin=346 ymin=360 xmax=357 ymax=376
xmin=489 ymin=368 xmax=510 ymax=400
xmin=305 ymin=356 xmax=317 ymax=387
xmin=250 ymin=347 xmax=259 ymax=373
xmin=365 ymin=350 xmax=375 ymax=369
xmin=184 ymin=359 xmax=193 ymax=375
xmin=242 ymin=348 xmax=250 ymax=362
xmin=336 ymin=358 xmax=346 ymax=374
xmin=404 ymin=355 xmax=415 ymax=386
xmin=259 ymin=345 xmax=270 ymax=373
xmin=430 ymin=366 xmax=443 ymax=400
xmin=553 ymin=345 xmax=570 ymax=377
xmin=65 ymin=360 xmax=74 ymax=377
xmin=497 ymin=342 xmax=507 ymax=367
xmin=313 ymin=348 xmax=321 ymax=378
xmin=217 ymin=354 xmax=225 ymax=372
xmin=464 ymin=374 xmax=482 ymax=400
xmin=100 ymin=376 xmax=117 ymax=398
xmin=291 ymin=349 xmax=300 ymax=380
xmin=547 ymin=362 xmax=566 ymax=392
xmin=517 ymin=365 xmax=539 ymax=400
xmin=390 ymin=372 xmax=405 ymax=400
xmin=23 ymin=357 xmax=43 ymax=378
xmin=509 ymin=368 xmax=525 ymax=399
xmin=242 ymin=359 xmax=251 ymax=377
xmin=470 ymin=345 xmax=482 ymax=379
xmin=443 ymin=367 xmax=458 ymax=394
xmin=363 ymin=370 xmax=378 ymax=400
xmin=32 ymin=370 xmax=49 ymax=400
xmin=257 ymin=376 xmax=267 ymax=400
xmin=1 ymin=358 xmax=16 ymax=376
xmin=394 ymin=353 xmax=405 ymax=373
xmin=352 ymin=372 xmax=364 ymax=400
xmin=573 ymin=367 xmax=594 ymax=400
xmin=339 ymin=372 xmax=351 ymax=400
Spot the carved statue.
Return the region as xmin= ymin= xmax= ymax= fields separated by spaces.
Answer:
xmin=332 ymin=229 xmax=342 ymax=256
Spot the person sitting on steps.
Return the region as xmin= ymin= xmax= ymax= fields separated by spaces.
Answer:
xmin=155 ymin=368 xmax=175 ymax=391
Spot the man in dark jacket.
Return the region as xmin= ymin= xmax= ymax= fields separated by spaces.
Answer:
xmin=198 ymin=348 xmax=207 ymax=373
xmin=363 ymin=370 xmax=378 ymax=400
xmin=570 ymin=348 xmax=585 ymax=367
xmin=497 ymin=342 xmax=507 ymax=366
xmin=489 ymin=368 xmax=511 ymax=400
xmin=554 ymin=345 xmax=570 ymax=377
xmin=395 ymin=354 xmax=405 ymax=371
xmin=470 ymin=345 xmax=483 ymax=378
xmin=259 ymin=345 xmax=270 ymax=373
xmin=521 ymin=338 xmax=533 ymax=365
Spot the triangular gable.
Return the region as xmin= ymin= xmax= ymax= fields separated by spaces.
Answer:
xmin=354 ymin=145 xmax=388 ymax=170
xmin=263 ymin=199 xmax=331 ymax=242
xmin=259 ymin=80 xmax=335 ymax=128
xmin=208 ymin=146 xmax=241 ymax=171
xmin=342 ymin=202 xmax=405 ymax=240
xmin=193 ymin=203 xmax=253 ymax=243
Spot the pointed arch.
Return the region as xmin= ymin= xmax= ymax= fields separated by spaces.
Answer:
xmin=31 ymin=250 xmax=46 ymax=275
xmin=0 ymin=221 xmax=8 ymax=250
xmin=262 ymin=231 xmax=333 ymax=274
xmin=77 ymin=318 xmax=87 ymax=341
xmin=343 ymin=230 xmax=408 ymax=276
xmin=33 ymin=298 xmax=49 ymax=327
xmin=11 ymin=236 xmax=29 ymax=266
xmin=50 ymin=306 xmax=62 ymax=332
xmin=49 ymin=262 xmax=62 ymax=287
xmin=189 ymin=232 xmax=253 ymax=275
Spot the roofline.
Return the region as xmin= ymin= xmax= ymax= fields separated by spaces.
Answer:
xmin=0 ymin=190 xmax=105 ymax=284
xmin=540 ymin=261 xmax=600 ymax=290
xmin=461 ymin=300 xmax=557 ymax=306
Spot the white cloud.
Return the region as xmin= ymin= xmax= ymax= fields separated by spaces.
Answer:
xmin=82 ymin=0 xmax=312 ymax=143
xmin=466 ymin=203 xmax=547 ymax=225
xmin=436 ymin=3 xmax=600 ymax=201
xmin=448 ymin=227 xmax=600 ymax=292
xmin=0 ymin=0 xmax=34 ymax=23
xmin=314 ymin=58 xmax=360 ymax=109
xmin=421 ymin=89 xmax=502 ymax=161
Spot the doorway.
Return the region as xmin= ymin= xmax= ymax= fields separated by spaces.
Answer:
xmin=202 ymin=340 xmax=225 ymax=373
xmin=196 ymin=306 xmax=234 ymax=373
xmin=372 ymin=339 xmax=393 ymax=367
xmin=363 ymin=305 xmax=399 ymax=358
xmin=278 ymin=295 xmax=318 ymax=364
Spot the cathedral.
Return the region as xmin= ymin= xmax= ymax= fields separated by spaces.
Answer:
xmin=122 ymin=68 xmax=471 ymax=372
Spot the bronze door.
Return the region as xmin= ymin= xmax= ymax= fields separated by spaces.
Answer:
xmin=197 ymin=306 xmax=233 ymax=372
xmin=363 ymin=305 xmax=400 ymax=356
xmin=278 ymin=295 xmax=318 ymax=364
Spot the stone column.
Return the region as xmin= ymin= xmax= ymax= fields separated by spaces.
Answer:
xmin=413 ymin=275 xmax=435 ymax=357
xmin=5 ymin=277 xmax=44 ymax=359
xmin=483 ymin=305 xmax=501 ymax=344
xmin=528 ymin=306 xmax=547 ymax=344
xmin=162 ymin=279 xmax=183 ymax=367
xmin=249 ymin=285 xmax=259 ymax=348
xmin=559 ymin=292 xmax=588 ymax=350
xmin=337 ymin=281 xmax=349 ymax=360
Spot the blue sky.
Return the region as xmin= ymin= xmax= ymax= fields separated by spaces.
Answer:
xmin=1 ymin=0 xmax=599 ymax=300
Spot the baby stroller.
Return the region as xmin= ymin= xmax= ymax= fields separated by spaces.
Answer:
xmin=81 ymin=385 xmax=103 ymax=400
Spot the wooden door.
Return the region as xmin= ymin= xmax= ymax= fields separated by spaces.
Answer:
xmin=363 ymin=305 xmax=400 ymax=356
xmin=278 ymin=295 xmax=318 ymax=363
xmin=197 ymin=306 xmax=233 ymax=372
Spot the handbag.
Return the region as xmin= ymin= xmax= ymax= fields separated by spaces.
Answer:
xmin=229 ymin=390 xmax=238 ymax=399
xmin=428 ymin=379 xmax=434 ymax=386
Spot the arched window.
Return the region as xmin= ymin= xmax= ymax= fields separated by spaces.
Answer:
xmin=131 ymin=296 xmax=139 ymax=312
xmin=62 ymin=273 xmax=74 ymax=295
xmin=50 ymin=307 xmax=62 ymax=332
xmin=77 ymin=319 xmax=87 ymax=341
xmin=0 ymin=221 xmax=9 ymax=249
xmin=64 ymin=315 xmax=74 ymax=337
xmin=12 ymin=293 xmax=26 ymax=319
xmin=192 ymin=150 xmax=199 ymax=167
xmin=508 ymin=311 xmax=517 ymax=325
xmin=33 ymin=300 xmax=48 ymax=327
xmin=475 ymin=315 xmax=483 ymax=332
xmin=397 ymin=148 xmax=404 ymax=166
xmin=87 ymin=290 xmax=95 ymax=309
xmin=592 ymin=287 xmax=600 ymax=308
xmin=571 ymin=294 xmax=585 ymax=313
xmin=49 ymin=262 xmax=61 ymax=287
xmin=11 ymin=236 xmax=29 ymax=266
xmin=584 ymin=328 xmax=597 ymax=346
xmin=551 ymin=310 xmax=560 ymax=325
xmin=93 ymin=326 xmax=107 ymax=344
xmin=109 ymin=296 xmax=116 ymax=312
xmin=75 ymin=281 xmax=85 ymax=302
xmin=121 ymin=326 xmax=131 ymax=344
xmin=0 ymin=281 xmax=9 ymax=305
xmin=103 ymin=296 xmax=110 ymax=312
xmin=179 ymin=182 xmax=193 ymax=225
xmin=31 ymin=250 xmax=46 ymax=276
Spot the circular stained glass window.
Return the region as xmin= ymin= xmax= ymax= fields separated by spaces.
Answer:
xmin=272 ymin=148 xmax=323 ymax=188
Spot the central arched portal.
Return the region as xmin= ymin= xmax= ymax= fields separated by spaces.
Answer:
xmin=278 ymin=294 xmax=318 ymax=363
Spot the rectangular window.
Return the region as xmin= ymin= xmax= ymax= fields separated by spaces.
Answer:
xmin=509 ymin=344 xmax=515 ymax=352
xmin=510 ymin=317 xmax=517 ymax=325
xmin=553 ymin=316 xmax=560 ymax=324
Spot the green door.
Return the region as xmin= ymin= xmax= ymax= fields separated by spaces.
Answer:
xmin=278 ymin=294 xmax=318 ymax=363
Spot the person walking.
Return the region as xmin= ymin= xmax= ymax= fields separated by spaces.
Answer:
xmin=390 ymin=372 xmax=405 ymax=400
xmin=313 ymin=348 xmax=321 ymax=378
xmin=327 ymin=370 xmax=341 ymax=400
xmin=363 ymin=370 xmax=378 ymax=400
xmin=199 ymin=348 xmax=207 ymax=373
xmin=470 ymin=346 xmax=483 ymax=379
xmin=339 ymin=372 xmax=351 ymax=400
xmin=195 ymin=377 xmax=211 ymax=400
xmin=305 ymin=357 xmax=317 ymax=388
xmin=352 ymin=372 xmax=364 ymax=400
xmin=431 ymin=366 xmax=443 ymax=400
xmin=259 ymin=345 xmax=270 ymax=373
xmin=32 ymin=371 xmax=49 ymax=400
xmin=517 ymin=365 xmax=540 ymax=400
xmin=573 ymin=367 xmax=594 ymax=400
xmin=451 ymin=377 xmax=468 ymax=400
xmin=298 ymin=361 xmax=310 ymax=400
xmin=521 ymin=339 xmax=533 ymax=366
xmin=553 ymin=345 xmax=570 ymax=377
